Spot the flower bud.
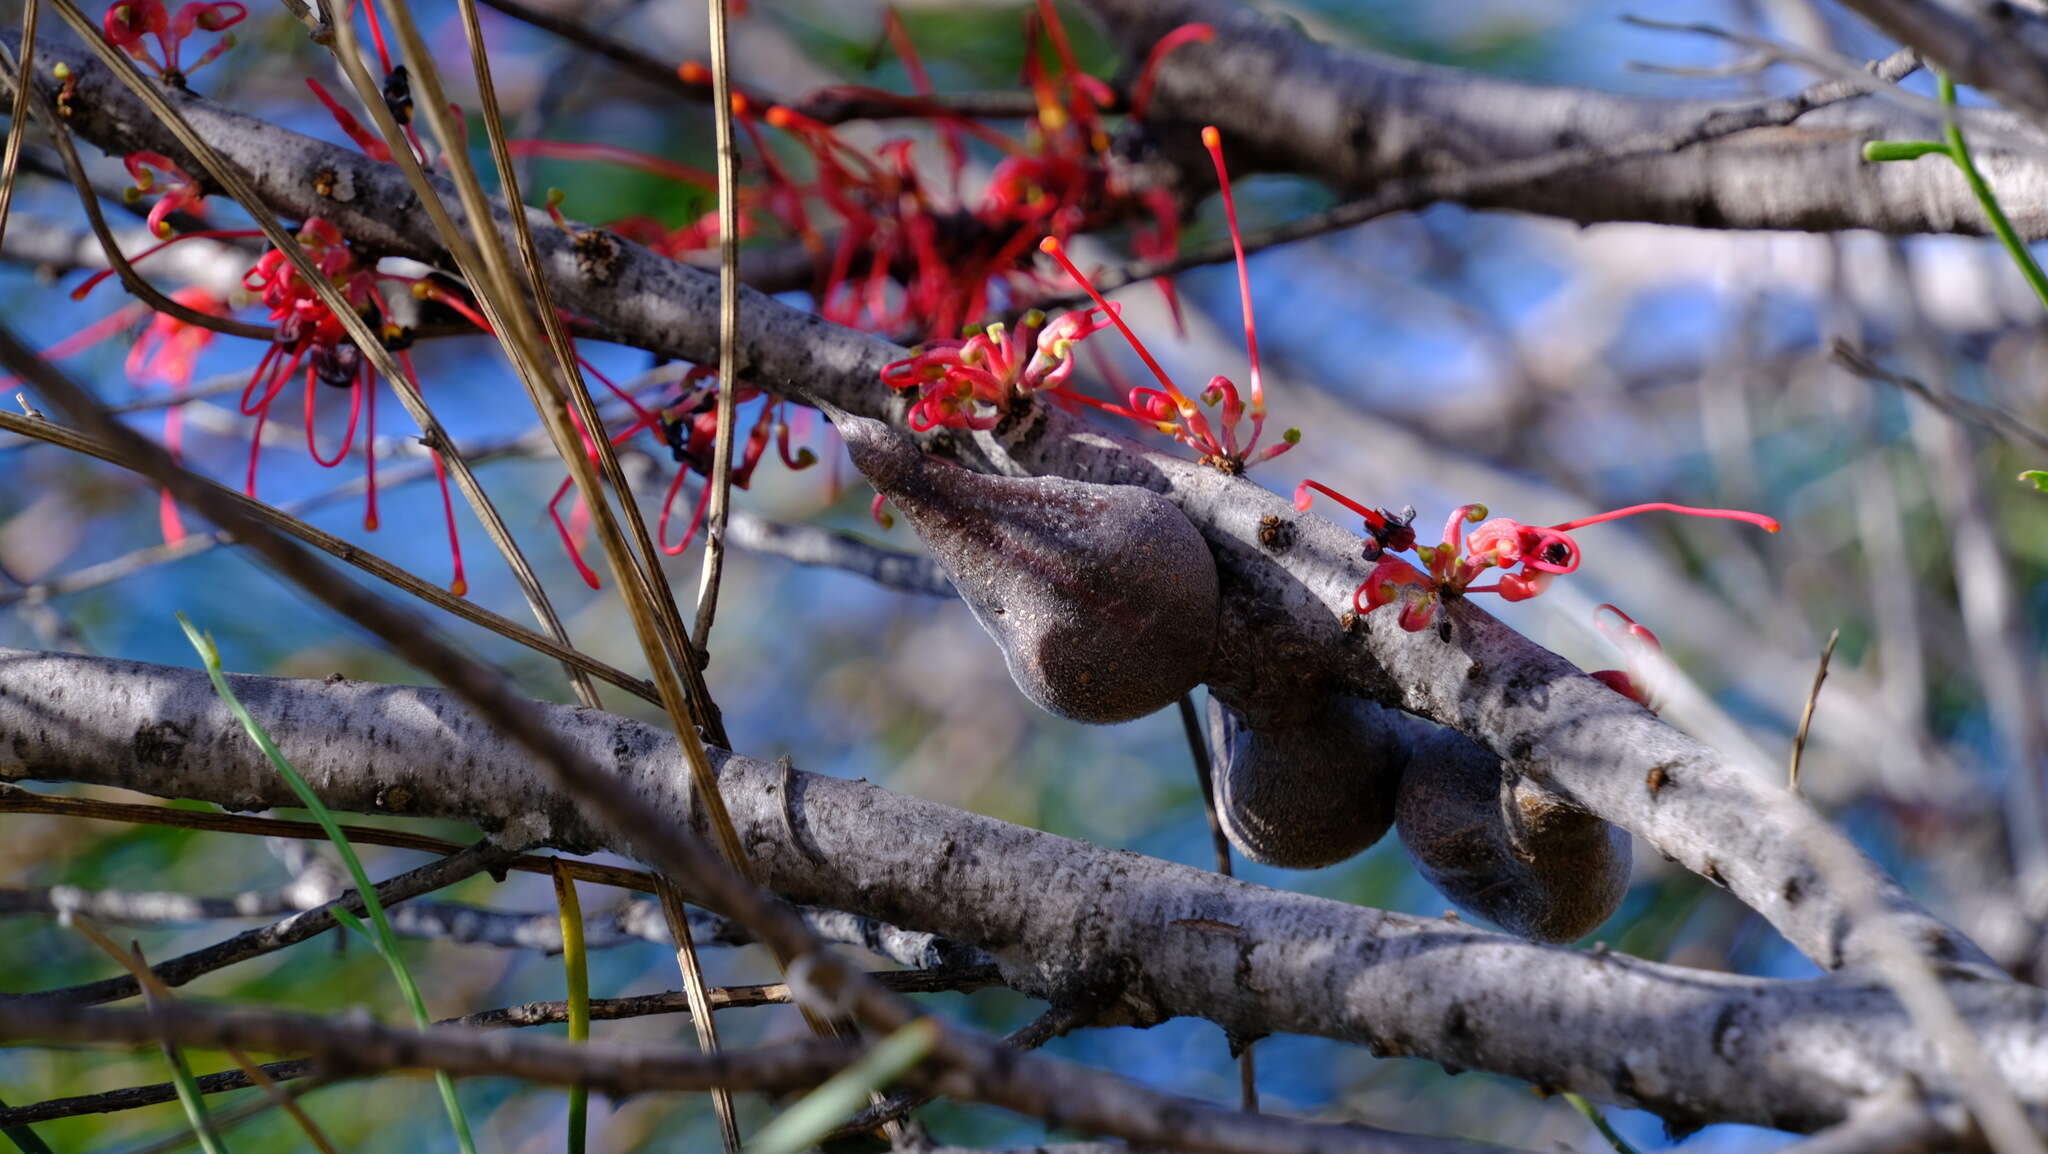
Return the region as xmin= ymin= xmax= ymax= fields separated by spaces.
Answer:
xmin=838 ymin=413 xmax=1218 ymax=723
xmin=1205 ymin=695 xmax=1402 ymax=868
xmin=1395 ymin=730 xmax=1630 ymax=943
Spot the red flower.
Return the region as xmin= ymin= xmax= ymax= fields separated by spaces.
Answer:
xmin=1037 ymin=127 xmax=1299 ymax=470
xmin=880 ymin=306 xmax=1116 ymax=431
xmin=1298 ymin=483 xmax=1779 ymax=632
xmin=102 ymin=0 xmax=243 ymax=84
xmin=122 ymin=152 xmax=205 ymax=238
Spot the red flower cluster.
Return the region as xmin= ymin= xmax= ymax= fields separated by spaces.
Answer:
xmin=121 ymin=153 xmax=206 ymax=238
xmin=52 ymin=203 xmax=474 ymax=594
xmin=525 ymin=2 xmax=1210 ymax=340
xmin=1297 ymin=481 xmax=1780 ymax=634
xmin=1029 ymin=127 xmax=1298 ymax=472
xmin=237 ymin=220 xmax=393 ymax=518
xmin=102 ymin=0 xmax=243 ymax=85
xmin=879 ymin=307 xmax=1115 ymax=432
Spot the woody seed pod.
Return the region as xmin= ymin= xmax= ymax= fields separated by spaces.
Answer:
xmin=1206 ymin=695 xmax=1404 ymax=868
xmin=838 ymin=413 xmax=1219 ymax=723
xmin=1395 ymin=729 xmax=1631 ymax=943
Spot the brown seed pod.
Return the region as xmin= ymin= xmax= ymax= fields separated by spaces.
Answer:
xmin=1205 ymin=695 xmax=1403 ymax=869
xmin=838 ymin=413 xmax=1219 ymax=724
xmin=1395 ymin=730 xmax=1631 ymax=943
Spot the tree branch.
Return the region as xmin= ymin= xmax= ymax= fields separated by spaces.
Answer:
xmin=1079 ymin=0 xmax=2048 ymax=238
xmin=0 ymin=966 xmax=1002 ymax=1127
xmin=2 ymin=649 xmax=2042 ymax=1136
xmin=0 ymin=999 xmax=861 ymax=1098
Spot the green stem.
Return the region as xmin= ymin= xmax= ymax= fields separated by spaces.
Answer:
xmin=553 ymin=864 xmax=591 ymax=1154
xmin=741 ymin=1019 xmax=939 ymax=1154
xmin=159 ymin=1031 xmax=233 ymax=1154
xmin=1565 ymin=1092 xmax=1642 ymax=1154
xmin=1938 ymin=71 xmax=2048 ymax=311
xmin=180 ymin=614 xmax=476 ymax=1154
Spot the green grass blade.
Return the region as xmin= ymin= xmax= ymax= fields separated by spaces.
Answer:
xmin=1565 ymin=1092 xmax=1642 ymax=1154
xmin=179 ymin=614 xmax=477 ymax=1154
xmin=552 ymin=864 xmax=590 ymax=1154
xmin=740 ymin=1019 xmax=939 ymax=1154
xmin=159 ymin=1032 xmax=233 ymax=1154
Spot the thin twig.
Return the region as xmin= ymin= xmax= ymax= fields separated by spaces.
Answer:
xmin=1020 ymin=47 xmax=1921 ymax=315
xmin=0 ymin=0 xmax=42 ymax=253
xmin=1177 ymin=695 xmax=1233 ymax=879
xmin=1174 ymin=695 xmax=1257 ymax=1112
xmin=106 ymin=1076 xmax=337 ymax=1154
xmin=1789 ymin=630 xmax=1840 ymax=794
xmin=692 ymin=0 xmax=742 ymax=654
xmin=826 ymin=993 xmax=1111 ymax=1141
xmin=65 ymin=918 xmax=339 ymax=1154
xmin=473 ymin=0 xmax=1037 ymax=121
xmin=0 ymin=999 xmax=861 ymax=1098
xmin=0 ymin=783 xmax=656 ymax=893
xmin=12 ymin=840 xmax=515 ymax=1007
xmin=0 ymin=409 xmax=659 ymax=703
xmin=1831 ymin=340 xmax=2048 ymax=455
xmin=726 ymin=510 xmax=953 ymax=597
xmin=0 ymin=967 xmax=1000 ymax=1128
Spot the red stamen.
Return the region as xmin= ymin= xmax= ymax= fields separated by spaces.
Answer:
xmin=1035 ymin=0 xmax=1087 ymax=94
xmin=71 ymin=229 xmax=264 ymax=300
xmin=303 ymin=363 xmax=363 ymax=467
xmin=1039 ymin=237 xmax=1187 ymax=406
xmin=657 ymin=468 xmax=713 ymax=556
xmin=361 ymin=362 xmax=379 ymax=531
xmin=306 ymin=77 xmax=394 ymax=162
xmin=1293 ymin=479 xmax=1387 ymax=529
xmin=359 ymin=0 xmax=395 ymax=74
xmin=505 ymin=140 xmax=716 ymax=188
xmin=1202 ymin=126 xmax=1262 ymax=418
xmin=548 ymin=477 xmax=602 ymax=589
xmin=24 ymin=303 xmax=147 ymax=366
xmin=1551 ymin=502 xmax=1781 ymax=535
xmin=399 ymin=349 xmax=465 ymax=595
xmin=883 ymin=8 xmax=965 ymax=192
xmin=159 ymin=391 xmax=186 ymax=544
xmin=435 ymin=449 xmax=467 ymax=596
xmin=1131 ymin=23 xmax=1213 ymax=120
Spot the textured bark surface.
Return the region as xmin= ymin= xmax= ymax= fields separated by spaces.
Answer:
xmin=0 ymin=649 xmax=2042 ymax=1134
xmin=1082 ymin=0 xmax=2048 ymax=237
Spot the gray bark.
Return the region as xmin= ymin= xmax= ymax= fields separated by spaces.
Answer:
xmin=1082 ymin=0 xmax=2048 ymax=237
xmin=0 ymin=648 xmax=2040 ymax=1134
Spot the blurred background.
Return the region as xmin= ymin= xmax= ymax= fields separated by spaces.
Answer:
xmin=1 ymin=0 xmax=2044 ymax=1150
